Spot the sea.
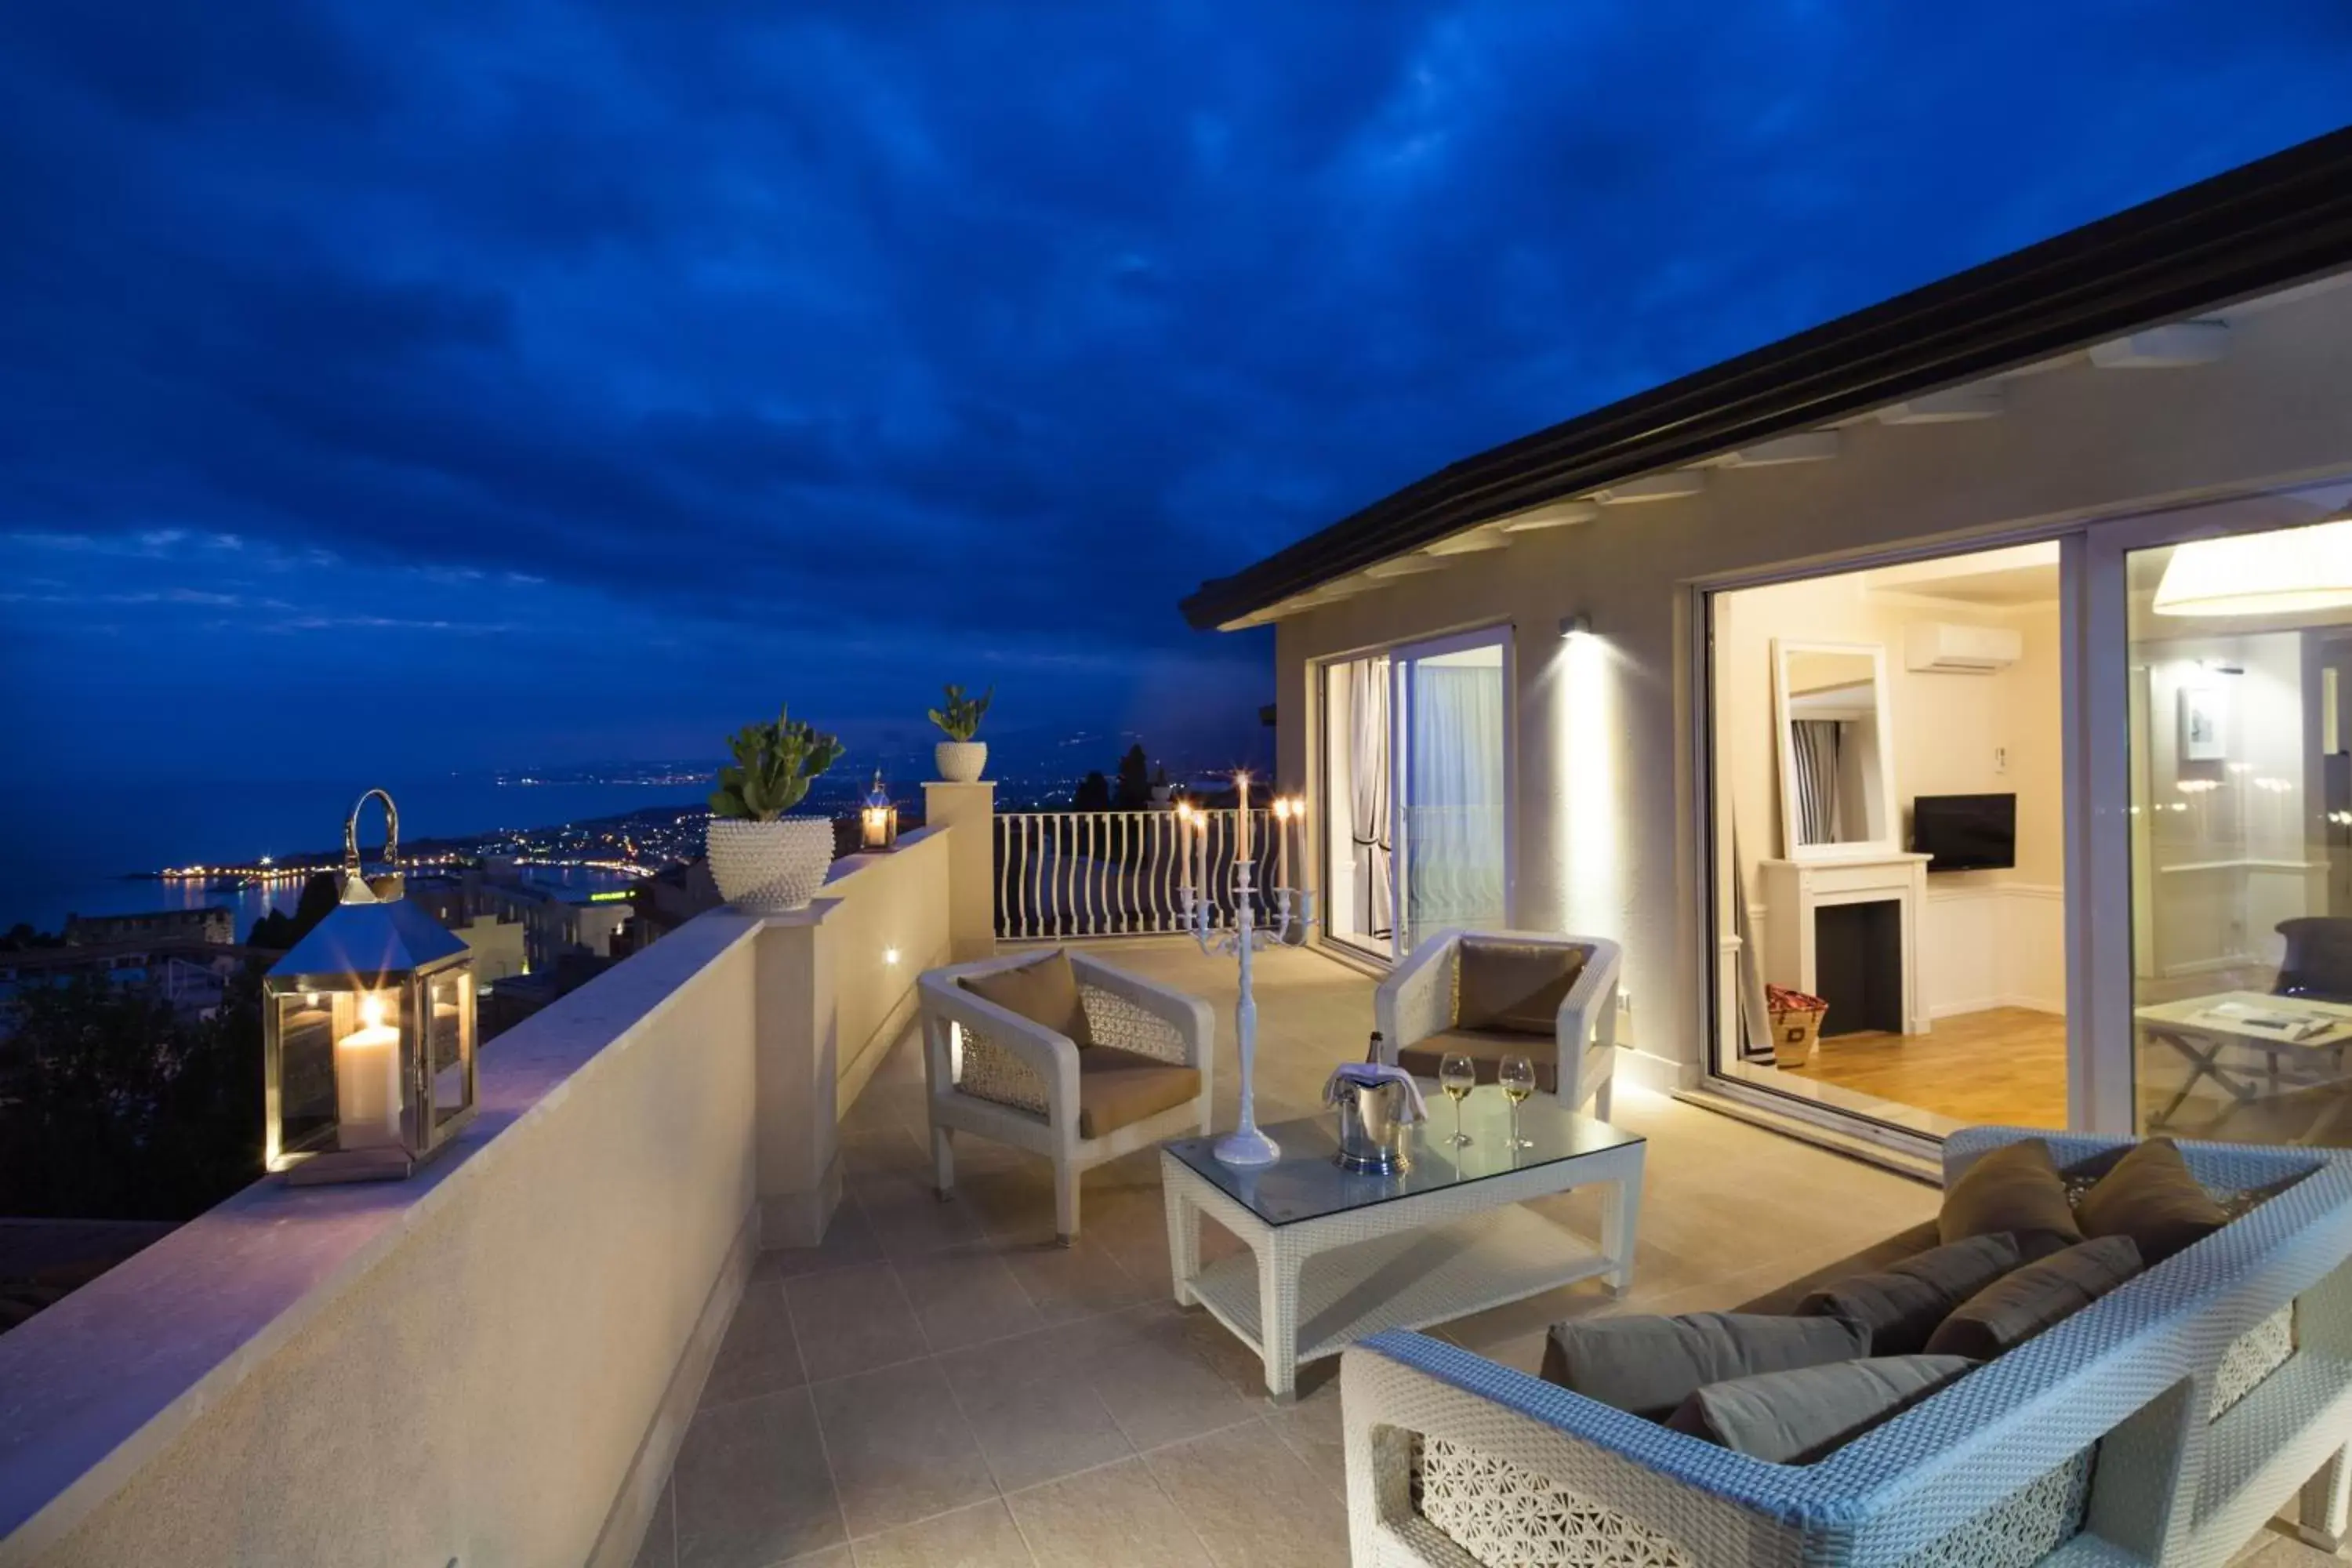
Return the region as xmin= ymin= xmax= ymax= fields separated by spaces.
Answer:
xmin=0 ymin=774 xmax=721 ymax=942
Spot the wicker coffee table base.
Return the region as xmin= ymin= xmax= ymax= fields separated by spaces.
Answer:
xmin=1161 ymin=1141 xmax=1643 ymax=1399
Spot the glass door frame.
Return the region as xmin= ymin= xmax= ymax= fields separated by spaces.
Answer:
xmin=1310 ymin=622 xmax=1518 ymax=967
xmin=1388 ymin=624 xmax=1519 ymax=960
xmin=2074 ymin=495 xmax=2352 ymax=1138
xmin=1689 ymin=524 xmax=2097 ymax=1148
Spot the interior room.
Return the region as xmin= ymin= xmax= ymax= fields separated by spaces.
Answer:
xmin=1712 ymin=541 xmax=2067 ymax=1134
xmin=2125 ymin=485 xmax=2352 ymax=1146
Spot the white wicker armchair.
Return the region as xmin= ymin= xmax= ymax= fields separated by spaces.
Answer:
xmin=917 ymin=949 xmax=1213 ymax=1244
xmin=1342 ymin=1128 xmax=2352 ymax=1567
xmin=1374 ymin=929 xmax=1623 ymax=1119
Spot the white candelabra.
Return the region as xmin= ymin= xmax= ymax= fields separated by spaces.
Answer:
xmin=1178 ymin=773 xmax=1314 ymax=1167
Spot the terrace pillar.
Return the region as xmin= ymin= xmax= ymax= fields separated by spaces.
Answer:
xmin=753 ymin=903 xmax=843 ymax=1247
xmin=923 ymin=781 xmax=998 ymax=961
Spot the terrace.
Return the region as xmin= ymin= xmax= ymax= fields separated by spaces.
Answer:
xmin=0 ymin=795 xmax=2340 ymax=1567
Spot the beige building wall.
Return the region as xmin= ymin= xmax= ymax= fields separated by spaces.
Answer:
xmin=1269 ymin=277 xmax=2352 ymax=1091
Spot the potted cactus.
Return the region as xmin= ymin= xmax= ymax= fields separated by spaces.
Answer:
xmin=929 ymin=683 xmax=993 ymax=783
xmin=705 ymin=707 xmax=846 ymax=913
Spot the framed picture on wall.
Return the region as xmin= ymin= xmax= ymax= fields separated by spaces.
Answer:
xmin=2180 ymin=684 xmax=2227 ymax=762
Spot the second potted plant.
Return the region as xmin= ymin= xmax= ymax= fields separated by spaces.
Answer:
xmin=929 ymin=683 xmax=993 ymax=783
xmin=705 ymin=706 xmax=846 ymax=913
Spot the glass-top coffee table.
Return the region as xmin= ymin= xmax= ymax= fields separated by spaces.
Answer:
xmin=1159 ymin=1090 xmax=1644 ymax=1399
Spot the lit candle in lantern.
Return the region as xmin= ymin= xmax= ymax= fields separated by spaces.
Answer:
xmin=336 ymin=992 xmax=403 ymax=1149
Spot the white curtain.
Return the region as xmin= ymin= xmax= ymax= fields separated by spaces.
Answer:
xmin=1404 ymin=661 xmax=1506 ymax=937
xmin=1791 ymin=719 xmax=1842 ymax=845
xmin=1348 ymin=656 xmax=1393 ymax=938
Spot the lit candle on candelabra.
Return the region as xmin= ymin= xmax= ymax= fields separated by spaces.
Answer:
xmin=1235 ymin=771 xmax=1251 ymax=864
xmin=1178 ymin=803 xmax=1194 ymax=902
xmin=1272 ymin=796 xmax=1294 ymax=890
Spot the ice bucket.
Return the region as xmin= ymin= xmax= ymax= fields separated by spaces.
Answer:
xmin=1334 ymin=1079 xmax=1416 ymax=1174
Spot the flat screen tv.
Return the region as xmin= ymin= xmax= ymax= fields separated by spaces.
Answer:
xmin=1911 ymin=793 xmax=2016 ymax=871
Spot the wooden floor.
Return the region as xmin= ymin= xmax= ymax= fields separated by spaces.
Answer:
xmin=1781 ymin=1007 xmax=2069 ymax=1128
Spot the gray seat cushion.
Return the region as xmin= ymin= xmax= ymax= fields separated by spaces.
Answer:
xmin=1456 ymin=938 xmax=1587 ymax=1034
xmin=1665 ymin=1355 xmax=1975 ymax=1463
xmin=1923 ymin=1235 xmax=2143 ymax=1360
xmin=2074 ymin=1137 xmax=2228 ymax=1265
xmin=1797 ymin=1232 xmax=2024 ymax=1356
xmin=1939 ymin=1138 xmax=2083 ymax=1257
xmin=1538 ymin=1312 xmax=1869 ymax=1422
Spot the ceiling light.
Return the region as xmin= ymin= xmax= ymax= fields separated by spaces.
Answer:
xmin=2154 ymin=517 xmax=2352 ymax=617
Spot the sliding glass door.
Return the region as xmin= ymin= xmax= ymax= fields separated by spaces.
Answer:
xmin=1392 ymin=630 xmax=1512 ymax=954
xmin=1319 ymin=628 xmax=1512 ymax=962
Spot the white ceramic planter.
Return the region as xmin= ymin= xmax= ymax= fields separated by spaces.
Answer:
xmin=705 ymin=817 xmax=833 ymax=913
xmin=935 ymin=741 xmax=987 ymax=783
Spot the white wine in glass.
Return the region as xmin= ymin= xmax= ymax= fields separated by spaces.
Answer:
xmin=1438 ymin=1053 xmax=1476 ymax=1148
xmin=1499 ymin=1054 xmax=1537 ymax=1150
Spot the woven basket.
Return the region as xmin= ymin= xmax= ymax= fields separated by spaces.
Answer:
xmin=1766 ymin=985 xmax=1828 ymax=1067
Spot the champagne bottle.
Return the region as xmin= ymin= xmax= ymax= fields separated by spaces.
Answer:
xmin=1367 ymin=1029 xmax=1385 ymax=1064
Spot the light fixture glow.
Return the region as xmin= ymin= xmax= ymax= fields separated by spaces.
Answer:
xmin=2153 ymin=518 xmax=2352 ymax=617
xmin=1558 ymin=612 xmax=1593 ymax=640
xmin=884 ymin=947 xmax=900 ymax=966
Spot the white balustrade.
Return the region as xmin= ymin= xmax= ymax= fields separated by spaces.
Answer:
xmin=992 ymin=809 xmax=1276 ymax=939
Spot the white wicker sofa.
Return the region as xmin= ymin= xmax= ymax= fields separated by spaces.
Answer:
xmin=1342 ymin=1127 xmax=2352 ymax=1566
xmin=916 ymin=949 xmax=1213 ymax=1243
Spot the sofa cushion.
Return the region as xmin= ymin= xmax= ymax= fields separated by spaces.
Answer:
xmin=1396 ymin=1029 xmax=1559 ymax=1093
xmin=1665 ymin=1355 xmax=1975 ymax=1464
xmin=960 ymin=952 xmax=1094 ymax=1047
xmin=2074 ymin=1137 xmax=2229 ymax=1265
xmin=1940 ymin=1138 xmax=2082 ymax=1256
xmin=1538 ymin=1312 xmax=1869 ymax=1422
xmin=1923 ymin=1236 xmax=2143 ymax=1360
xmin=1733 ymin=1221 xmax=1943 ymax=1316
xmin=1075 ymin=1045 xmax=1199 ymax=1138
xmin=1456 ymin=938 xmax=1586 ymax=1035
xmin=1797 ymin=1232 xmax=2024 ymax=1356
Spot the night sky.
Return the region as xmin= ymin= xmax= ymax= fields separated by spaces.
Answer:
xmin=4 ymin=2 xmax=2350 ymax=788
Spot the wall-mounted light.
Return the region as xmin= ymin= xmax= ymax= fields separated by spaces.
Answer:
xmin=1558 ymin=613 xmax=1593 ymax=641
xmin=884 ymin=947 xmax=901 ymax=966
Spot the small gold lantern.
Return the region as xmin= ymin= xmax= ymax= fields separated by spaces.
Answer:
xmin=263 ymin=789 xmax=477 ymax=1184
xmin=859 ymin=769 xmax=899 ymax=852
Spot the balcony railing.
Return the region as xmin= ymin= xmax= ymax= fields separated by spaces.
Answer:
xmin=994 ymin=808 xmax=1279 ymax=939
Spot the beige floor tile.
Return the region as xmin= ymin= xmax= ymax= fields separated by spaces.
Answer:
xmin=849 ymin=1498 xmax=1036 ymax=1567
xmin=1142 ymin=1417 xmax=1348 ymax=1568
xmin=895 ymin=1247 xmax=1047 ymax=1353
xmin=1262 ymin=1391 xmax=1347 ymax=1500
xmin=786 ymin=1262 xmax=926 ymax=1383
xmin=861 ymin=1167 xmax=995 ymax=1258
xmin=996 ymin=1236 xmax=1152 ymax=1323
xmin=631 ymin=1479 xmax=675 ymax=1568
xmin=699 ymin=1281 xmax=806 ymax=1410
xmin=811 ymin=1359 xmax=999 ymax=1539
xmin=755 ymin=1202 xmax=891 ymax=1281
xmin=1005 ymin=1456 xmax=1213 ymax=1568
xmin=784 ymin=1548 xmax=856 ymax=1566
xmin=672 ymin=1389 xmax=844 ymax=1568
xmin=938 ymin=1330 xmax=1138 ymax=1494
xmin=1070 ymin=1308 xmax=1261 ymax=1450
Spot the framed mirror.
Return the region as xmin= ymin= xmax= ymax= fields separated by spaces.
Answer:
xmin=1772 ymin=638 xmax=1899 ymax=860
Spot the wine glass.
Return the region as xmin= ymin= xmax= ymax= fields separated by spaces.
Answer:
xmin=1438 ymin=1053 xmax=1476 ymax=1148
xmin=1499 ymin=1054 xmax=1537 ymax=1151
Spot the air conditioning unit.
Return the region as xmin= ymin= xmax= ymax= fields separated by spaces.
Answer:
xmin=1904 ymin=622 xmax=2021 ymax=674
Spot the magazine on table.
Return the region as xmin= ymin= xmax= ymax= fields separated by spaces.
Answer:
xmin=2194 ymin=1000 xmax=2345 ymax=1043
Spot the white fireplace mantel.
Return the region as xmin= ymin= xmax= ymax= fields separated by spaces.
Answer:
xmin=1759 ymin=853 xmax=1933 ymax=1036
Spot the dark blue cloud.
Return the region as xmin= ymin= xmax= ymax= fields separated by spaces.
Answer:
xmin=2 ymin=0 xmax=2349 ymax=782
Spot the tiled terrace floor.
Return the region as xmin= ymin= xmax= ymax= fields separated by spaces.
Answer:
xmin=633 ymin=939 xmax=2340 ymax=1568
